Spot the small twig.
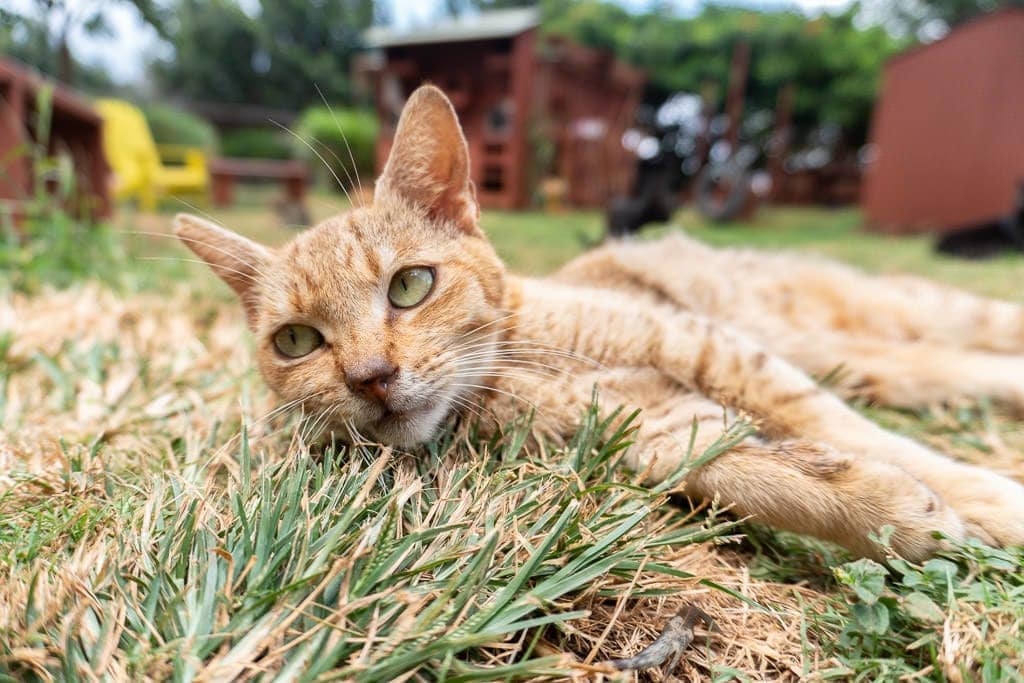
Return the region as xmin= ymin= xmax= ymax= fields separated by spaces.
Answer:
xmin=604 ymin=604 xmax=716 ymax=675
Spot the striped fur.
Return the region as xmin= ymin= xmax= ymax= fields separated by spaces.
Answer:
xmin=176 ymin=85 xmax=1024 ymax=561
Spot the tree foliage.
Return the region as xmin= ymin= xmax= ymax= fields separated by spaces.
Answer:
xmin=541 ymin=0 xmax=909 ymax=143
xmin=152 ymin=0 xmax=379 ymax=108
xmin=0 ymin=1 xmax=128 ymax=90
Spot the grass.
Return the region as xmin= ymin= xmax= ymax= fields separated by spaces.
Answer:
xmin=2 ymin=194 xmax=1024 ymax=680
xmin=120 ymin=194 xmax=1024 ymax=299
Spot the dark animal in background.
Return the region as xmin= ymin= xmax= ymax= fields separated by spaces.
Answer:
xmin=606 ymin=92 xmax=767 ymax=238
xmin=936 ymin=182 xmax=1024 ymax=259
xmin=606 ymin=94 xmax=700 ymax=238
xmin=606 ymin=148 xmax=680 ymax=238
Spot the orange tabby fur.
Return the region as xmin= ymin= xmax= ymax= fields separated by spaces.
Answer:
xmin=175 ymin=85 xmax=1024 ymax=561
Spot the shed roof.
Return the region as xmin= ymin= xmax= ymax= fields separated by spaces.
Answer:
xmin=364 ymin=7 xmax=539 ymax=48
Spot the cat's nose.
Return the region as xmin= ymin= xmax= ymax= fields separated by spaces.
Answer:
xmin=345 ymin=360 xmax=399 ymax=404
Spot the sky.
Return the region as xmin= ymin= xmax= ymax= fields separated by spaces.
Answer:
xmin=11 ymin=0 xmax=856 ymax=85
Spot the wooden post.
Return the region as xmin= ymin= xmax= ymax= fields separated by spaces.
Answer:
xmin=769 ymin=84 xmax=795 ymax=203
xmin=725 ymin=41 xmax=750 ymax=152
xmin=0 ymin=70 xmax=31 ymax=202
xmin=507 ymin=27 xmax=537 ymax=209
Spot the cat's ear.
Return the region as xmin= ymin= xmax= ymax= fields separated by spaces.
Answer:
xmin=375 ymin=84 xmax=480 ymax=234
xmin=173 ymin=213 xmax=271 ymax=329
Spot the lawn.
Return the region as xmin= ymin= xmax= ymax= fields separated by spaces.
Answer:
xmin=2 ymin=197 xmax=1023 ymax=681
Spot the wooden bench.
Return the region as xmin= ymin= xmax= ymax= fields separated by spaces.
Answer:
xmin=208 ymin=157 xmax=309 ymax=208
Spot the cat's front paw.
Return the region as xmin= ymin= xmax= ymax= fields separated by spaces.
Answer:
xmin=940 ymin=466 xmax=1024 ymax=548
xmin=885 ymin=484 xmax=965 ymax=562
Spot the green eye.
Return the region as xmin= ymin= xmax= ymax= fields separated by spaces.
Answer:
xmin=273 ymin=324 xmax=323 ymax=358
xmin=388 ymin=266 xmax=435 ymax=308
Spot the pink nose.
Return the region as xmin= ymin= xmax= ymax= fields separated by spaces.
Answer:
xmin=344 ymin=360 xmax=398 ymax=404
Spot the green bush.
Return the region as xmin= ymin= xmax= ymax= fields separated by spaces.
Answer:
xmin=295 ymin=106 xmax=378 ymax=193
xmin=220 ymin=127 xmax=293 ymax=160
xmin=140 ymin=103 xmax=219 ymax=151
xmin=1 ymin=124 xmax=124 ymax=294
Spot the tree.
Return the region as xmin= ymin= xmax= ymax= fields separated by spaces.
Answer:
xmin=0 ymin=0 xmax=169 ymax=88
xmin=542 ymin=0 xmax=906 ymax=144
xmin=153 ymin=0 xmax=379 ymax=108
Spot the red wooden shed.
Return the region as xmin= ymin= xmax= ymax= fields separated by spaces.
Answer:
xmin=0 ymin=58 xmax=111 ymax=220
xmin=362 ymin=8 xmax=645 ymax=209
xmin=862 ymin=9 xmax=1024 ymax=234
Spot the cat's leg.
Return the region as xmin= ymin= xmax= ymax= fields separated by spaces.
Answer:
xmin=866 ymin=274 xmax=1024 ymax=355
xmin=584 ymin=370 xmax=964 ymax=560
xmin=654 ymin=314 xmax=1024 ymax=550
xmin=769 ymin=330 xmax=1024 ymax=413
xmin=543 ymin=300 xmax=1024 ymax=549
xmin=681 ymin=441 xmax=964 ymax=561
xmin=558 ymin=235 xmax=1024 ymax=354
xmin=629 ymin=396 xmax=965 ymax=561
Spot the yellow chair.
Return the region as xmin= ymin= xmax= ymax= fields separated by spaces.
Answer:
xmin=95 ymin=98 xmax=210 ymax=210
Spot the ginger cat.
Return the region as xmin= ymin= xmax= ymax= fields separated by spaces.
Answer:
xmin=175 ymin=85 xmax=1024 ymax=561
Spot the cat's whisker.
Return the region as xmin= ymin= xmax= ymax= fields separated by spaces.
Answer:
xmin=271 ymin=119 xmax=355 ymax=207
xmin=448 ymin=381 xmax=559 ymax=434
xmin=456 ymin=360 xmax=564 ymax=374
xmin=137 ymin=256 xmax=263 ymax=284
xmin=444 ymin=322 xmax=519 ymax=351
xmin=435 ymin=341 xmax=599 ymax=370
xmin=308 ymin=405 xmax=337 ymax=442
xmin=445 ymin=391 xmax=482 ymax=416
xmin=449 ymin=382 xmax=539 ymax=411
xmin=340 ymin=419 xmax=360 ymax=447
xmin=257 ymin=391 xmax=329 ymax=426
xmin=457 ymin=347 xmax=583 ymax=363
xmin=453 ymin=360 xmax=567 ymax=378
xmin=447 ymin=338 xmax=601 ymax=365
xmin=121 ymin=229 xmax=273 ymax=282
xmin=451 ymin=371 xmax=562 ymax=388
xmin=308 ymin=137 xmax=361 ymax=207
xmin=295 ymin=407 xmax=329 ymax=448
xmin=456 ymin=347 xmax=598 ymax=368
xmin=452 ymin=311 xmax=523 ymax=342
xmin=172 ymin=196 xmax=230 ymax=228
xmin=453 ymin=373 xmax=564 ymax=389
xmin=284 ymin=393 xmax=335 ymax=446
xmin=200 ymin=390 xmax=329 ymax=466
xmin=315 ymin=83 xmax=367 ymax=207
xmin=344 ymin=419 xmax=373 ymax=448
xmin=309 ymin=193 xmax=344 ymax=214
xmin=481 ymin=340 xmax=598 ymax=358
xmin=447 ymin=394 xmax=498 ymax=426
xmin=247 ymin=391 xmax=331 ymax=442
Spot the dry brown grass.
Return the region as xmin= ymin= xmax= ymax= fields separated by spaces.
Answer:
xmin=0 ymin=283 xmax=843 ymax=681
xmin=3 ymin=205 xmax=1024 ymax=680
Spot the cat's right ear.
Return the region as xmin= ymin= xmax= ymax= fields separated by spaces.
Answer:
xmin=375 ymin=85 xmax=480 ymax=235
xmin=173 ymin=213 xmax=271 ymax=328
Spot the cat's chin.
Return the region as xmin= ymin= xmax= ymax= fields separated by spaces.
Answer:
xmin=364 ymin=400 xmax=452 ymax=449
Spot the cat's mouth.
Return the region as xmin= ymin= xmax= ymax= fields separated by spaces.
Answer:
xmin=372 ymin=396 xmax=433 ymax=427
xmin=375 ymin=406 xmax=419 ymax=424
xmin=360 ymin=392 xmax=451 ymax=448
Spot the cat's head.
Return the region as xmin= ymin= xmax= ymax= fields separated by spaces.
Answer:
xmin=174 ymin=85 xmax=506 ymax=447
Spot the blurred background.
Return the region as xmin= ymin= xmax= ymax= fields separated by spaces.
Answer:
xmin=1 ymin=0 xmax=1023 ymax=295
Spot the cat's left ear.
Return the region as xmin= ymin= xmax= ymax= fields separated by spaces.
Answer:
xmin=173 ymin=213 xmax=272 ymax=329
xmin=375 ymin=84 xmax=480 ymax=234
